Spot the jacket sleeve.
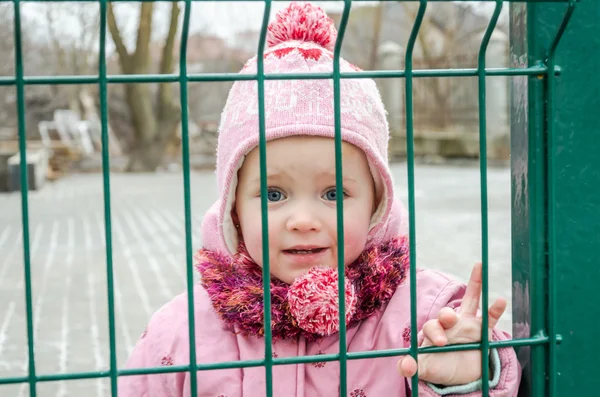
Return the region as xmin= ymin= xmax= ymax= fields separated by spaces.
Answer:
xmin=117 ymin=295 xmax=190 ymax=397
xmin=118 ymin=285 xmax=243 ymax=397
xmin=406 ymin=276 xmax=522 ymax=397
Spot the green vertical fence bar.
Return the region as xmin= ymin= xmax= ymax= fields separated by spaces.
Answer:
xmin=178 ymin=0 xmax=199 ymax=396
xmin=256 ymin=1 xmax=273 ymax=395
xmin=99 ymin=0 xmax=119 ymax=395
xmin=404 ymin=1 xmax=427 ymax=395
xmin=477 ymin=2 xmax=502 ymax=395
xmin=13 ymin=0 xmax=37 ymax=396
xmin=333 ymin=1 xmax=352 ymax=396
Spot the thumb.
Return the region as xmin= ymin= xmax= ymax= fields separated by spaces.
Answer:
xmin=397 ymin=355 xmax=418 ymax=378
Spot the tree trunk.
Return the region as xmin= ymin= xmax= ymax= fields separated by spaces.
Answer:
xmin=123 ymin=84 xmax=180 ymax=172
xmin=368 ymin=2 xmax=384 ymax=70
xmin=108 ymin=2 xmax=181 ymax=173
xmin=126 ymin=141 xmax=166 ymax=172
xmin=125 ymin=117 xmax=180 ymax=172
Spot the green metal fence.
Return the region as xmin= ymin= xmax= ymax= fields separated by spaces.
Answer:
xmin=2 ymin=0 xmax=598 ymax=396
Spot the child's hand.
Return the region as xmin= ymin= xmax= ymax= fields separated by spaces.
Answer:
xmin=397 ymin=262 xmax=507 ymax=386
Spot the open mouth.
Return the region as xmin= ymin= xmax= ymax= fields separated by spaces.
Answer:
xmin=284 ymin=248 xmax=327 ymax=254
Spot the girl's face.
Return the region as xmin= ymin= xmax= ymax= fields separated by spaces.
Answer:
xmin=234 ymin=136 xmax=376 ymax=284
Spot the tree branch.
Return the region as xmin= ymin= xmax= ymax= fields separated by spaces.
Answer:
xmin=107 ymin=4 xmax=131 ymax=71
xmin=157 ymin=1 xmax=181 ymax=122
xmin=159 ymin=1 xmax=180 ymax=76
xmin=402 ymin=3 xmax=448 ymax=127
xmin=80 ymin=5 xmax=101 ymax=75
xmin=368 ymin=2 xmax=384 ymax=70
xmin=45 ymin=6 xmax=65 ymax=96
xmin=133 ymin=3 xmax=154 ymax=73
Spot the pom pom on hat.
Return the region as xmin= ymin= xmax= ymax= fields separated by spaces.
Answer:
xmin=267 ymin=2 xmax=338 ymax=51
xmin=287 ymin=267 xmax=357 ymax=336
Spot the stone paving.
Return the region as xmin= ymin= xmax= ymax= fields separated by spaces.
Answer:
xmin=0 ymin=163 xmax=513 ymax=396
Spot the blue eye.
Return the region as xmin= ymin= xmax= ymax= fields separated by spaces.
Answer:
xmin=323 ymin=189 xmax=344 ymax=201
xmin=266 ymin=189 xmax=285 ymax=202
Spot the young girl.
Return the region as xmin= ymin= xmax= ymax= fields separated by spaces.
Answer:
xmin=118 ymin=3 xmax=521 ymax=396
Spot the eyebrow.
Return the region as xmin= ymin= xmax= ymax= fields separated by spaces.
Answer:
xmin=248 ymin=170 xmax=358 ymax=186
xmin=315 ymin=170 xmax=358 ymax=185
xmin=248 ymin=169 xmax=288 ymax=186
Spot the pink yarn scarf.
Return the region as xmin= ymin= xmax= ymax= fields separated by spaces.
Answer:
xmin=194 ymin=236 xmax=410 ymax=341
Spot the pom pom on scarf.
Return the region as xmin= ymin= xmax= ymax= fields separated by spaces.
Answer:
xmin=287 ymin=267 xmax=357 ymax=336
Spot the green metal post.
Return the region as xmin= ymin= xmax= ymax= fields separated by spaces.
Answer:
xmin=511 ymin=1 xmax=598 ymax=396
xmin=545 ymin=1 xmax=599 ymax=395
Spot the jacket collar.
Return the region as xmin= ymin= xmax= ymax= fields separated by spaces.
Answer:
xmin=195 ymin=236 xmax=409 ymax=341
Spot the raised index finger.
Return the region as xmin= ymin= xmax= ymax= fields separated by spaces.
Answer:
xmin=459 ymin=262 xmax=482 ymax=316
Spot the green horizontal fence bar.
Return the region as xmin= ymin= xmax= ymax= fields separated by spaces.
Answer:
xmin=0 ymin=336 xmax=549 ymax=386
xmin=0 ymin=67 xmax=557 ymax=87
xmin=2 ymin=0 xmax=583 ymax=396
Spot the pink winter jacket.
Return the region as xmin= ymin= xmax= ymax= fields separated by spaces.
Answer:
xmin=118 ymin=201 xmax=521 ymax=397
xmin=118 ymin=268 xmax=520 ymax=397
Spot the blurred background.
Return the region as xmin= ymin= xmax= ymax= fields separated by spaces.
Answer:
xmin=0 ymin=2 xmax=518 ymax=396
xmin=0 ymin=1 xmax=512 ymax=174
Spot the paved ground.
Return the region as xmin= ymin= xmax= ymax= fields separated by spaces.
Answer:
xmin=0 ymin=163 xmax=513 ymax=396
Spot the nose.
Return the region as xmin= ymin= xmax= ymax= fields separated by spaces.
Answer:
xmin=285 ymin=203 xmax=322 ymax=233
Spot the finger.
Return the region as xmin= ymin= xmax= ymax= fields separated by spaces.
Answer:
xmin=460 ymin=262 xmax=482 ymax=316
xmin=397 ymin=355 xmax=418 ymax=378
xmin=487 ymin=297 xmax=507 ymax=330
xmin=422 ymin=319 xmax=448 ymax=346
xmin=437 ymin=307 xmax=459 ymax=330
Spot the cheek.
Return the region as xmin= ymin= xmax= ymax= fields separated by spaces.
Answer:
xmin=239 ymin=209 xmax=263 ymax=266
xmin=342 ymin=212 xmax=371 ymax=263
xmin=243 ymin=232 xmax=263 ymax=267
xmin=240 ymin=212 xmax=280 ymax=268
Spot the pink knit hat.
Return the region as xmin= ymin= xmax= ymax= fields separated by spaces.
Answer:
xmin=200 ymin=2 xmax=407 ymax=255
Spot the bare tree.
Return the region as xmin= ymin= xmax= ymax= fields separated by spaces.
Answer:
xmin=0 ymin=4 xmax=115 ymax=144
xmin=401 ymin=2 xmax=508 ymax=130
xmin=0 ymin=4 xmax=56 ymax=135
xmin=107 ymin=2 xmax=181 ymax=172
xmin=44 ymin=4 xmax=100 ymax=113
xmin=0 ymin=4 xmax=15 ymax=132
xmin=0 ymin=5 xmax=15 ymax=77
xmin=331 ymin=3 xmax=508 ymax=131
